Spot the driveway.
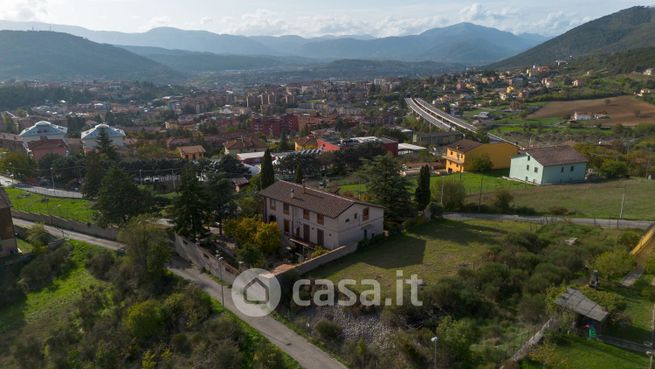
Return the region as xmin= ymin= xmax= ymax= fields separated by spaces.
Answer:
xmin=12 ymin=217 xmax=348 ymax=369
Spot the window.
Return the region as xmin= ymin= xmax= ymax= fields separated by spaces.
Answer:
xmin=570 ymin=166 xmax=575 ymax=172
xmin=534 ymin=167 xmax=538 ymax=173
xmin=303 ymin=209 xmax=310 ymax=220
xmin=283 ymin=203 xmax=289 ymax=215
xmin=317 ymin=213 xmax=324 ymax=225
xmin=561 ymin=167 xmax=564 ymax=173
xmin=354 ymin=213 xmax=358 ymax=219
xmin=526 ymin=165 xmax=530 ymax=171
xmin=283 ymin=220 xmax=290 ymax=234
xmin=363 ymin=207 xmax=369 ymax=221
xmin=270 ymin=198 xmax=276 ymax=210
xmin=527 ymin=156 xmax=531 ymax=161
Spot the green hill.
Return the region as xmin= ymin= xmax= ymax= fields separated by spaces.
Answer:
xmin=568 ymin=47 xmax=655 ymax=74
xmin=0 ymin=30 xmax=184 ymax=82
xmin=492 ymin=6 xmax=655 ymax=68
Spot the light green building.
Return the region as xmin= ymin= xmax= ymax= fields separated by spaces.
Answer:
xmin=509 ymin=146 xmax=588 ymax=185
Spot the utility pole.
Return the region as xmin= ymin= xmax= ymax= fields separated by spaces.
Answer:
xmin=50 ymin=166 xmax=55 ymax=195
xmin=618 ymin=186 xmax=625 ymax=228
xmin=431 ymin=336 xmax=438 ymax=369
xmin=478 ymin=175 xmax=484 ymax=211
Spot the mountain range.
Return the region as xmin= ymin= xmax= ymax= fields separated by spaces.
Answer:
xmin=0 ymin=20 xmax=547 ymax=65
xmin=493 ymin=6 xmax=655 ymax=68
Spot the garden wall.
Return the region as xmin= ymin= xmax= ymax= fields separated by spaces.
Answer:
xmin=11 ymin=210 xmax=118 ymax=240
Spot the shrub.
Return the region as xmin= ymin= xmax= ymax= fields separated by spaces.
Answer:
xmin=85 ymin=249 xmax=116 ymax=279
xmin=432 ymin=181 xmax=466 ymax=211
xmin=493 ymin=189 xmax=514 ymax=213
xmin=617 ymin=230 xmax=641 ymax=251
xmin=315 ymin=319 xmax=343 ymax=344
xmin=594 ymin=248 xmax=634 ymax=278
xmin=125 ymin=300 xmax=166 ymax=342
xmin=427 ymin=202 xmax=444 ymax=219
xmin=518 ymin=294 xmax=546 ymax=323
xmin=601 ymin=159 xmax=629 ymax=178
xmin=469 ymin=154 xmax=493 ymax=173
xmin=548 ymin=206 xmax=569 ymax=216
xmin=27 ymin=223 xmax=51 ymax=249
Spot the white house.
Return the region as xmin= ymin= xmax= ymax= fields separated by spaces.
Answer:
xmin=259 ymin=181 xmax=384 ymax=249
xmin=18 ymin=121 xmax=67 ymax=143
xmin=80 ymin=124 xmax=126 ymax=151
xmin=509 ymin=146 xmax=588 ymax=185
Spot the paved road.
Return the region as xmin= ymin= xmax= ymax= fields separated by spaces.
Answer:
xmin=1 ymin=174 xmax=83 ymax=198
xmin=444 ymin=212 xmax=654 ymax=230
xmin=13 ymin=217 xmax=347 ymax=369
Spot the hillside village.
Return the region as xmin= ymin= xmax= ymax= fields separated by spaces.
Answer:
xmin=1 ymin=5 xmax=655 ymax=369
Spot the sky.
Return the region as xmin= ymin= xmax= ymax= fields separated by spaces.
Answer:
xmin=0 ymin=0 xmax=653 ymax=37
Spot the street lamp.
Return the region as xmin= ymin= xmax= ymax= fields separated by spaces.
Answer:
xmin=646 ymin=350 xmax=653 ymax=369
xmin=431 ymin=336 xmax=438 ymax=369
xmin=217 ymin=255 xmax=225 ymax=304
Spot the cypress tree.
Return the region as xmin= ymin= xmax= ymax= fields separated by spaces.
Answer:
xmin=294 ymin=164 xmax=304 ymax=184
xmin=414 ymin=165 xmax=431 ymax=211
xmin=260 ymin=148 xmax=275 ymax=189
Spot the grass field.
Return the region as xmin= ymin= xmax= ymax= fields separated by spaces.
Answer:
xmin=604 ymin=276 xmax=654 ymax=343
xmin=528 ymin=95 xmax=655 ymax=126
xmin=4 ymin=187 xmax=95 ymax=223
xmin=340 ymin=170 xmax=527 ymax=198
xmin=475 ymin=178 xmax=655 ymax=220
xmin=311 ymin=219 xmax=532 ymax=292
xmin=521 ymin=335 xmax=649 ymax=369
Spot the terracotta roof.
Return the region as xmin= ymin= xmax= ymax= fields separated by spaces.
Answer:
xmin=448 ymin=139 xmax=483 ymax=153
xmin=523 ymin=146 xmax=588 ymax=166
xmin=178 ymin=145 xmax=206 ymax=155
xmin=0 ymin=187 xmax=10 ymax=209
xmin=224 ymin=137 xmax=266 ymax=150
xmin=259 ymin=181 xmax=382 ymax=219
xmin=294 ymin=136 xmax=317 ymax=146
xmin=27 ymin=139 xmax=68 ymax=151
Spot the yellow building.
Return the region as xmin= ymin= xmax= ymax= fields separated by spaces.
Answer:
xmin=294 ymin=136 xmax=317 ymax=151
xmin=443 ymin=139 xmax=518 ymax=173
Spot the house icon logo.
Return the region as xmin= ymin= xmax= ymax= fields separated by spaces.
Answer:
xmin=232 ymin=268 xmax=281 ymax=317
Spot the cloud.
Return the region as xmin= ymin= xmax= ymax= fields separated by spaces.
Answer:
xmin=0 ymin=0 xmax=48 ymax=21
xmin=141 ymin=16 xmax=171 ymax=31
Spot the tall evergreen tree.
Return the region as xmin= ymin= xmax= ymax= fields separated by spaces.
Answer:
xmin=95 ymin=166 xmax=153 ymax=226
xmin=205 ymin=172 xmax=237 ymax=235
xmin=360 ymin=153 xmax=415 ymax=223
xmin=414 ymin=165 xmax=431 ymax=211
xmin=81 ymin=152 xmax=104 ymax=198
xmin=279 ymin=130 xmax=291 ymax=151
xmin=260 ymin=148 xmax=275 ymax=190
xmin=173 ymin=166 xmax=209 ymax=239
xmin=97 ymin=127 xmax=119 ymax=161
xmin=294 ymin=164 xmax=304 ymax=184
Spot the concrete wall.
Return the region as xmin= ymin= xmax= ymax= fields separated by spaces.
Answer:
xmin=173 ymin=234 xmax=238 ymax=283
xmin=11 ymin=210 xmax=118 ymax=240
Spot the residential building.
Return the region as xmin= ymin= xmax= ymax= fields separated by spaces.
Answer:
xmin=0 ymin=188 xmax=18 ymax=256
xmin=25 ymin=139 xmax=69 ymax=161
xmin=80 ymin=124 xmax=126 ymax=152
xmin=443 ymin=139 xmax=518 ymax=173
xmin=316 ymin=136 xmax=398 ymax=156
xmin=509 ymin=146 xmax=588 ymax=185
xmin=18 ymin=120 xmax=67 ymax=143
xmin=177 ymin=145 xmax=206 ymax=160
xmin=260 ymin=181 xmax=384 ymax=249
xmin=294 ymin=136 xmax=317 ymax=151
xmin=223 ymin=137 xmax=267 ymax=155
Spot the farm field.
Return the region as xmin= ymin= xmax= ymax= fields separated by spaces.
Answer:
xmin=528 ymin=95 xmax=655 ymax=126
xmin=311 ymin=219 xmax=532 ymax=292
xmin=475 ymin=178 xmax=655 ymax=220
xmin=4 ymin=187 xmax=95 ymax=223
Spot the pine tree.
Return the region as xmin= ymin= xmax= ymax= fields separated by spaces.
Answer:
xmin=81 ymin=152 xmax=104 ymax=198
xmin=294 ymin=164 xmax=304 ymax=184
xmin=97 ymin=127 xmax=119 ymax=161
xmin=414 ymin=165 xmax=431 ymax=211
xmin=95 ymin=166 xmax=153 ymax=226
xmin=260 ymin=148 xmax=275 ymax=190
xmin=205 ymin=172 xmax=237 ymax=235
xmin=173 ymin=166 xmax=209 ymax=239
xmin=360 ymin=153 xmax=415 ymax=223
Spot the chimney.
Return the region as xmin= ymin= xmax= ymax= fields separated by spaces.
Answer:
xmin=290 ymin=189 xmax=295 ymax=199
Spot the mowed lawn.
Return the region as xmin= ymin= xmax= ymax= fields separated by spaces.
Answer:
xmin=340 ymin=170 xmax=527 ymax=198
xmin=521 ymin=336 xmax=649 ymax=369
xmin=475 ymin=178 xmax=655 ymax=220
xmin=4 ymin=187 xmax=95 ymax=223
xmin=311 ymin=219 xmax=531 ymax=292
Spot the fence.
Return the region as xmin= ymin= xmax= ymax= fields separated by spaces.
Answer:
xmin=11 ymin=210 xmax=118 ymax=240
xmin=274 ymin=243 xmax=359 ymax=278
xmin=173 ymin=234 xmax=239 ymax=284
